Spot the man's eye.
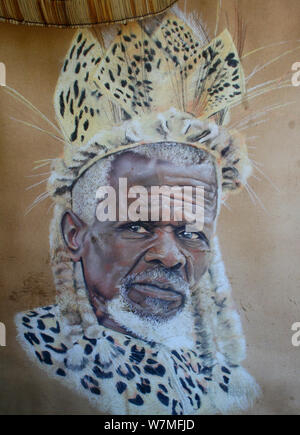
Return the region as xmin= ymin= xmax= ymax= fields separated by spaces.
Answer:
xmin=127 ymin=223 xmax=148 ymax=233
xmin=177 ymin=230 xmax=210 ymax=247
xmin=178 ymin=231 xmax=201 ymax=240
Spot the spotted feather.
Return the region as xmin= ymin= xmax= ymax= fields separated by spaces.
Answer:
xmin=54 ymin=30 xmax=118 ymax=166
xmin=91 ymin=13 xmax=244 ymax=121
xmin=93 ymin=21 xmax=171 ymax=117
xmin=150 ymin=14 xmax=245 ymax=118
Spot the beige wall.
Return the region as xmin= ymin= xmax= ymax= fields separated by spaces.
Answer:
xmin=0 ymin=0 xmax=299 ymax=414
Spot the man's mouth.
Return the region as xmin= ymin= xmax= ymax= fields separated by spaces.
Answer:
xmin=124 ymin=281 xmax=185 ymax=319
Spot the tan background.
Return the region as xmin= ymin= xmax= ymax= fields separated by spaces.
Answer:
xmin=0 ymin=0 xmax=299 ymax=415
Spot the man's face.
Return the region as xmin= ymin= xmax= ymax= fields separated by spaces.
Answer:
xmin=62 ymin=150 xmax=218 ymax=333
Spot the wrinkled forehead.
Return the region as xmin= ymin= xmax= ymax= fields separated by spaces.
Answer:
xmin=109 ymin=150 xmax=218 ymax=194
xmin=72 ymin=144 xmax=220 ymax=225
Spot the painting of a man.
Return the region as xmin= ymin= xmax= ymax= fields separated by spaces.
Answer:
xmin=15 ymin=9 xmax=260 ymax=415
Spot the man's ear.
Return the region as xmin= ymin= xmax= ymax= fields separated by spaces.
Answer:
xmin=61 ymin=210 xmax=87 ymax=261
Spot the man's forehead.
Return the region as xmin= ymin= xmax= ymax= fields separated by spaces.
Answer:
xmin=72 ymin=146 xmax=219 ymax=226
xmin=109 ymin=150 xmax=218 ymax=191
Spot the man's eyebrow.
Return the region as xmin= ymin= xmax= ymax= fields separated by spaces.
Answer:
xmin=114 ymin=220 xmax=154 ymax=229
xmin=131 ymin=221 xmax=200 ymax=229
xmin=115 ymin=220 xmax=185 ymax=229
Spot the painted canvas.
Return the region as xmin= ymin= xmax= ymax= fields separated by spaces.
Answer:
xmin=0 ymin=0 xmax=299 ymax=416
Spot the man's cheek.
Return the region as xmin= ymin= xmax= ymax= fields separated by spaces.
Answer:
xmin=98 ymin=253 xmax=132 ymax=298
xmin=90 ymin=264 xmax=123 ymax=300
xmin=114 ymin=239 xmax=146 ymax=267
xmin=193 ymin=252 xmax=211 ymax=281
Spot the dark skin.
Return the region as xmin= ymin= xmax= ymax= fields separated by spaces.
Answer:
xmin=62 ymin=150 xmax=218 ymax=337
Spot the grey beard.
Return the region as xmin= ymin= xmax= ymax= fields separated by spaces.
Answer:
xmin=107 ymin=267 xmax=196 ymax=349
xmin=121 ymin=267 xmax=189 ymax=318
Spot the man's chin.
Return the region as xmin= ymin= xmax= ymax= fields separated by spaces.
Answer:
xmin=121 ymin=295 xmax=185 ymax=323
xmin=106 ymin=295 xmax=196 ymax=349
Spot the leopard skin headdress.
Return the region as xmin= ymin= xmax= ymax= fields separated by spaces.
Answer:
xmin=50 ymin=11 xmax=250 ymax=198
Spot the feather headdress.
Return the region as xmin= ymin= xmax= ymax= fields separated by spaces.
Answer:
xmin=50 ymin=11 xmax=251 ymax=201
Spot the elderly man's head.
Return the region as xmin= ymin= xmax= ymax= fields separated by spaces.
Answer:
xmin=61 ymin=142 xmax=219 ymax=343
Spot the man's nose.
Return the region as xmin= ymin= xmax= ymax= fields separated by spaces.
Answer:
xmin=144 ymin=228 xmax=186 ymax=270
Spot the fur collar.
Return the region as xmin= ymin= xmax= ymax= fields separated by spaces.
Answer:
xmin=16 ymin=305 xmax=260 ymax=415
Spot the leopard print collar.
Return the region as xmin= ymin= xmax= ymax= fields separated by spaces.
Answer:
xmin=15 ymin=305 xmax=259 ymax=415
